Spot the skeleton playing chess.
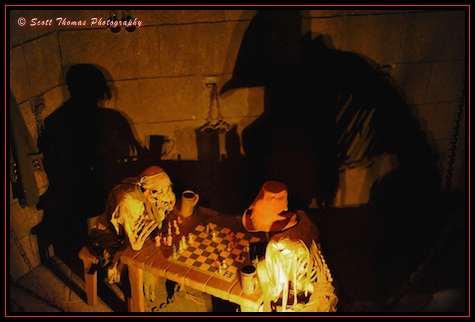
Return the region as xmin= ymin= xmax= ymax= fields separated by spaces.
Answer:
xmin=242 ymin=181 xmax=339 ymax=312
xmin=87 ymin=165 xmax=176 ymax=286
xmin=86 ymin=171 xmax=338 ymax=311
xmin=257 ymin=238 xmax=338 ymax=312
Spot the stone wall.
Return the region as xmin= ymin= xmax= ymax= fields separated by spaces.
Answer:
xmin=8 ymin=8 xmax=467 ymax=279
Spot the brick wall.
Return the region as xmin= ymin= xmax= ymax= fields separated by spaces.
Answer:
xmin=8 ymin=7 xmax=467 ymax=279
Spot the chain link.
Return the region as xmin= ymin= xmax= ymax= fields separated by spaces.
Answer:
xmin=32 ymin=102 xmax=45 ymax=137
xmin=204 ymin=84 xmax=217 ymax=124
xmin=380 ymin=81 xmax=466 ymax=312
xmin=442 ymin=81 xmax=465 ymax=194
xmin=205 ymin=83 xmax=223 ymax=122
xmin=213 ymin=84 xmax=224 ymax=121
xmin=201 ymin=83 xmax=230 ymax=133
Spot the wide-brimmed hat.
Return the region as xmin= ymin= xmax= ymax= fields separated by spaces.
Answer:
xmin=242 ymin=181 xmax=299 ymax=233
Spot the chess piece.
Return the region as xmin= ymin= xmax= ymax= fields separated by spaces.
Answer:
xmin=167 ymin=234 xmax=173 ymax=247
xmin=188 ymin=233 xmax=194 ymax=244
xmin=155 ymin=235 xmax=161 ymax=247
xmin=172 ymin=244 xmax=177 ymax=258
xmin=175 ymin=226 xmax=180 ymax=235
xmin=181 ymin=235 xmax=187 ymax=247
xmin=229 ymin=236 xmax=236 ymax=249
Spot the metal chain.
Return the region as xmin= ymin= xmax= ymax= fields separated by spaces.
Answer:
xmin=9 ymin=225 xmax=65 ymax=312
xmin=442 ymin=81 xmax=465 ymax=194
xmin=213 ymin=84 xmax=224 ymax=121
xmin=201 ymin=83 xmax=229 ymax=133
xmin=32 ymin=101 xmax=45 ymax=137
xmin=206 ymin=84 xmax=216 ymax=123
xmin=205 ymin=83 xmax=223 ymax=123
xmin=380 ymin=81 xmax=466 ymax=312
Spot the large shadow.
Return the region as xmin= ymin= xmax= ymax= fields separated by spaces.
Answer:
xmin=17 ymin=11 xmax=456 ymax=311
xmin=220 ymin=10 xmax=448 ymax=309
xmin=32 ymin=63 xmax=149 ymax=310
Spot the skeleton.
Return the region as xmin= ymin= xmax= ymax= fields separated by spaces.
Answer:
xmin=137 ymin=166 xmax=176 ymax=230
xmin=131 ymin=166 xmax=176 ymax=299
xmin=256 ymin=238 xmax=338 ymax=312
xmin=88 ymin=166 xmax=175 ymax=298
xmin=91 ymin=190 xmax=158 ymax=284
xmin=110 ymin=191 xmax=157 ymax=252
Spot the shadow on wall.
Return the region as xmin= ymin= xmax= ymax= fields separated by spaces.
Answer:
xmin=33 ymin=63 xmax=149 ymax=274
xmin=220 ymin=10 xmax=446 ymax=280
xmin=191 ymin=124 xmax=247 ymax=213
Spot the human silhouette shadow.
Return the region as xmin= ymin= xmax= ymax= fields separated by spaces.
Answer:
xmin=221 ymin=10 xmax=447 ymax=307
xmin=34 ymin=64 xmax=148 ymax=294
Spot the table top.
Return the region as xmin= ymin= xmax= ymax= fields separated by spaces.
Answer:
xmin=120 ymin=205 xmax=265 ymax=310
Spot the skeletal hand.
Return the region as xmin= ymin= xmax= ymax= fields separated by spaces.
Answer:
xmin=130 ymin=220 xmax=158 ymax=251
xmin=107 ymin=262 xmax=121 ymax=284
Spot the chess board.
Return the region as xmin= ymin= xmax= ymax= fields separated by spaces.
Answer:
xmin=169 ymin=222 xmax=261 ymax=281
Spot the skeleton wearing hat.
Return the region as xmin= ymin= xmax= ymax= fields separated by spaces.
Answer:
xmin=242 ymin=181 xmax=299 ymax=233
xmin=242 ymin=181 xmax=338 ymax=312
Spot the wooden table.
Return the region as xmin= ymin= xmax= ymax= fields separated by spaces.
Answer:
xmin=120 ymin=205 xmax=264 ymax=312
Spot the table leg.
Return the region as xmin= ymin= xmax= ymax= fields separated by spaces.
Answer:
xmin=127 ymin=265 xmax=144 ymax=312
xmin=239 ymin=298 xmax=262 ymax=312
xmin=240 ymin=303 xmax=261 ymax=312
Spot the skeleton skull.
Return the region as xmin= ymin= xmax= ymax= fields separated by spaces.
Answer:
xmin=147 ymin=183 xmax=175 ymax=210
xmin=257 ymin=238 xmax=338 ymax=312
xmin=138 ymin=166 xmax=176 ymax=229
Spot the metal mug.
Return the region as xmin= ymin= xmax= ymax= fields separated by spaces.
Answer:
xmin=149 ymin=135 xmax=174 ymax=160
xmin=180 ymin=190 xmax=199 ymax=218
xmin=240 ymin=265 xmax=259 ymax=295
